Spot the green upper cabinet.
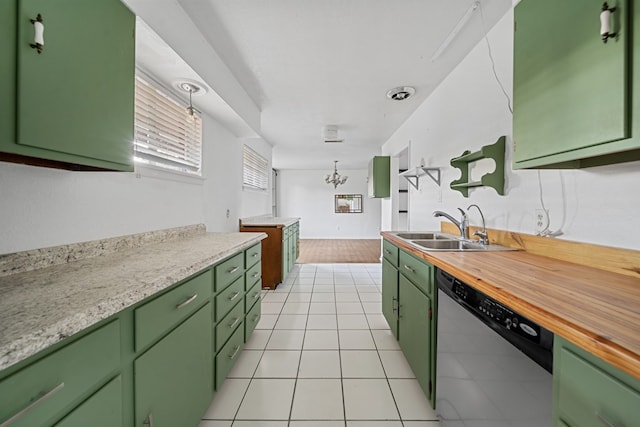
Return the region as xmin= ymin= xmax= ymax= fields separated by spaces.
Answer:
xmin=368 ymin=156 xmax=390 ymax=198
xmin=0 ymin=0 xmax=135 ymax=171
xmin=513 ymin=0 xmax=640 ymax=168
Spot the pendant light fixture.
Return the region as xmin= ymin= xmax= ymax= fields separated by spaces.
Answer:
xmin=174 ymin=79 xmax=207 ymax=122
xmin=325 ymin=160 xmax=348 ymax=188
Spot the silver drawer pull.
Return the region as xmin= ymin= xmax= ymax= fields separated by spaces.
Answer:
xmin=228 ymin=317 xmax=240 ymax=329
xmin=143 ymin=413 xmax=154 ymax=427
xmin=252 ymin=314 xmax=260 ymax=322
xmin=175 ymin=294 xmax=198 ymax=309
xmin=403 ymin=264 xmax=415 ymax=273
xmin=384 ymin=249 xmax=392 ymax=255
xmin=596 ymin=412 xmax=618 ymax=427
xmin=228 ymin=291 xmax=240 ymax=301
xmin=228 ymin=345 xmax=241 ymax=360
xmin=0 ymin=382 xmax=64 ymax=427
xmin=252 ymin=253 xmax=259 ymax=258
xmin=252 ymin=272 xmax=259 ymax=278
xmin=228 ymin=266 xmax=240 ymax=274
xmin=253 ymin=291 xmax=260 ymax=300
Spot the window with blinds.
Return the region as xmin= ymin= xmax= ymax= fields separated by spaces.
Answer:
xmin=243 ymin=145 xmax=268 ymax=191
xmin=134 ymin=75 xmax=202 ymax=175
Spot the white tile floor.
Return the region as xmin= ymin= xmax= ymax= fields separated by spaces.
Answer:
xmin=200 ymin=263 xmax=441 ymax=427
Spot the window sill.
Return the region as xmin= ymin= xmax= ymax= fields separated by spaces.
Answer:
xmin=134 ymin=164 xmax=205 ymax=185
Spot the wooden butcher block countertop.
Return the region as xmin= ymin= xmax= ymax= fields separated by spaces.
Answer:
xmin=381 ymin=231 xmax=640 ymax=380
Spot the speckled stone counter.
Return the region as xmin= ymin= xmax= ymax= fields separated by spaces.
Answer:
xmin=240 ymin=216 xmax=300 ymax=227
xmin=0 ymin=229 xmax=266 ymax=371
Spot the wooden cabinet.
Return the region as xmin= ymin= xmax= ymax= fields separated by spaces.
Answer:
xmin=553 ymin=336 xmax=640 ymax=427
xmin=0 ymin=0 xmax=135 ymax=171
xmin=240 ymin=220 xmax=299 ymax=289
xmin=368 ymin=156 xmax=390 ymax=198
xmin=135 ymin=304 xmax=213 ymax=427
xmin=381 ymin=239 xmax=437 ymax=409
xmin=513 ymin=0 xmax=640 ymax=168
xmin=0 ymin=321 xmax=120 ymax=426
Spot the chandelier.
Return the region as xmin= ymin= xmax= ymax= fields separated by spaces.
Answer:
xmin=325 ymin=160 xmax=348 ymax=188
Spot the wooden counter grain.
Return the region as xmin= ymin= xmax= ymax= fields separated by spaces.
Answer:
xmin=381 ymin=232 xmax=640 ymax=380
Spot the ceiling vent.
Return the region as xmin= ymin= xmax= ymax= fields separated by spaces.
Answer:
xmin=323 ymin=125 xmax=344 ymax=143
xmin=386 ymin=86 xmax=416 ymax=101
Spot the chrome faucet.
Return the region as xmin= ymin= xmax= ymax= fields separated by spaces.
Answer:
xmin=467 ymin=204 xmax=489 ymax=245
xmin=433 ymin=208 xmax=469 ymax=239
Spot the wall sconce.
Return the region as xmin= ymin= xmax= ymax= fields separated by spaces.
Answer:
xmin=600 ymin=2 xmax=617 ymax=43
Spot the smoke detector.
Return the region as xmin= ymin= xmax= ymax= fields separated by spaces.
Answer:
xmin=386 ymin=86 xmax=416 ymax=101
xmin=323 ymin=125 xmax=344 ymax=143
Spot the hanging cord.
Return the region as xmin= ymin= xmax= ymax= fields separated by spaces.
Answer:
xmin=478 ymin=2 xmax=513 ymax=114
xmin=536 ymin=170 xmax=565 ymax=237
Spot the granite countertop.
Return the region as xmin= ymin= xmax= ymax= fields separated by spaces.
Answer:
xmin=240 ymin=216 xmax=300 ymax=227
xmin=381 ymin=231 xmax=640 ymax=380
xmin=0 ymin=230 xmax=266 ymax=371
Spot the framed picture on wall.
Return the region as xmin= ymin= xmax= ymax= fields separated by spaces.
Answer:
xmin=335 ymin=194 xmax=363 ymax=213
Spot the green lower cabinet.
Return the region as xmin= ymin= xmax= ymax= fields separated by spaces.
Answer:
xmin=553 ymin=336 xmax=640 ymax=427
xmin=381 ymin=258 xmax=399 ymax=338
xmin=398 ymin=275 xmax=434 ymax=405
xmin=55 ymin=376 xmax=122 ymax=427
xmin=245 ymin=298 xmax=261 ymax=341
xmin=215 ymin=324 xmax=245 ymax=390
xmin=134 ymin=304 xmax=213 ymax=427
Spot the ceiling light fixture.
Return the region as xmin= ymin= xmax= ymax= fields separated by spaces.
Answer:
xmin=175 ymin=80 xmax=207 ymax=120
xmin=431 ymin=0 xmax=480 ymax=61
xmin=386 ymin=86 xmax=416 ymax=101
xmin=325 ymin=160 xmax=348 ymax=188
xmin=323 ymin=125 xmax=344 ymax=143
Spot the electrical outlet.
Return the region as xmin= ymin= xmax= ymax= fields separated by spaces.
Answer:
xmin=535 ymin=209 xmax=546 ymax=234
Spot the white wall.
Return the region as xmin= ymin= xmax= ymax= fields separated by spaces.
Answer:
xmin=381 ymin=9 xmax=640 ymax=250
xmin=278 ymin=169 xmax=382 ymax=239
xmin=0 ymin=112 xmax=272 ymax=254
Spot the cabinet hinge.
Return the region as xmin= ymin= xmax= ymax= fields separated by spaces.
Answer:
xmin=428 ymin=380 xmax=432 ymax=396
xmin=428 ymin=307 xmax=433 ymax=320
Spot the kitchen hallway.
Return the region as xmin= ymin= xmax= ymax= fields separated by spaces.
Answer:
xmin=199 ymin=263 xmax=440 ymax=427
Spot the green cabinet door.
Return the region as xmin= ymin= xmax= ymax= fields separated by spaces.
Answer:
xmin=398 ymin=275 xmax=433 ymax=405
xmin=135 ymin=303 xmax=213 ymax=427
xmin=55 ymin=376 xmax=122 ymax=427
xmin=381 ymin=258 xmax=399 ymax=339
xmin=513 ymin=0 xmax=632 ymax=168
xmin=368 ymin=156 xmax=390 ymax=198
xmin=1 ymin=0 xmax=135 ymax=170
xmin=553 ymin=336 xmax=640 ymax=427
xmin=281 ymin=227 xmax=290 ymax=281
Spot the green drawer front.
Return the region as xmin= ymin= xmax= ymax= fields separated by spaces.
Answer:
xmin=245 ymin=280 xmax=261 ymax=313
xmin=245 ymin=243 xmax=261 ymax=268
xmin=215 ymin=301 xmax=245 ymax=352
xmin=0 ymin=321 xmax=120 ymax=427
xmin=55 ymin=375 xmax=122 ymax=427
xmin=215 ymin=275 xmax=244 ymax=322
xmin=399 ymin=250 xmax=433 ymax=296
xmin=382 ymin=240 xmax=399 ymax=267
xmin=215 ymin=252 xmax=245 ymax=292
xmin=215 ymin=324 xmax=244 ymax=390
xmin=245 ymin=261 xmax=262 ymax=290
xmin=556 ymin=346 xmax=640 ymax=427
xmin=245 ymin=298 xmax=261 ymax=342
xmin=135 ymin=269 xmax=212 ymax=351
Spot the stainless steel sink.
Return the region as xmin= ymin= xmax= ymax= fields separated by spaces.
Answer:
xmin=395 ymin=232 xmax=451 ymax=240
xmin=411 ymin=239 xmax=516 ymax=252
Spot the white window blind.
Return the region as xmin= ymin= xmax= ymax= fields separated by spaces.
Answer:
xmin=134 ymin=75 xmax=202 ymax=175
xmin=243 ymin=145 xmax=268 ymax=191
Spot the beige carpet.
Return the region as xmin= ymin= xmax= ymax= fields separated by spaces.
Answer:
xmin=297 ymin=239 xmax=381 ymax=264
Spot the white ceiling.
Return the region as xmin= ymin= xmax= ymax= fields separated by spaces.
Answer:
xmin=126 ymin=0 xmax=512 ymax=170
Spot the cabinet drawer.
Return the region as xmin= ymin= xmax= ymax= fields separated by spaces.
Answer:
xmin=0 ymin=321 xmax=120 ymax=427
xmin=215 ymin=324 xmax=244 ymax=390
xmin=215 ymin=275 xmax=244 ymax=322
xmin=215 ymin=301 xmax=245 ymax=352
xmin=245 ymin=280 xmax=261 ymax=313
xmin=245 ymin=298 xmax=261 ymax=342
xmin=54 ymin=375 xmax=122 ymax=427
xmin=135 ymin=269 xmax=212 ymax=351
xmin=556 ymin=346 xmax=640 ymax=427
xmin=245 ymin=243 xmax=261 ymax=268
xmin=215 ymin=252 xmax=244 ymax=292
xmin=399 ymin=250 xmax=433 ymax=296
xmin=245 ymin=261 xmax=261 ymax=290
xmin=383 ymin=240 xmax=398 ymax=267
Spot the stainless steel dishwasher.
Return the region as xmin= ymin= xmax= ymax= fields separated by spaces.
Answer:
xmin=436 ymin=269 xmax=554 ymax=427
